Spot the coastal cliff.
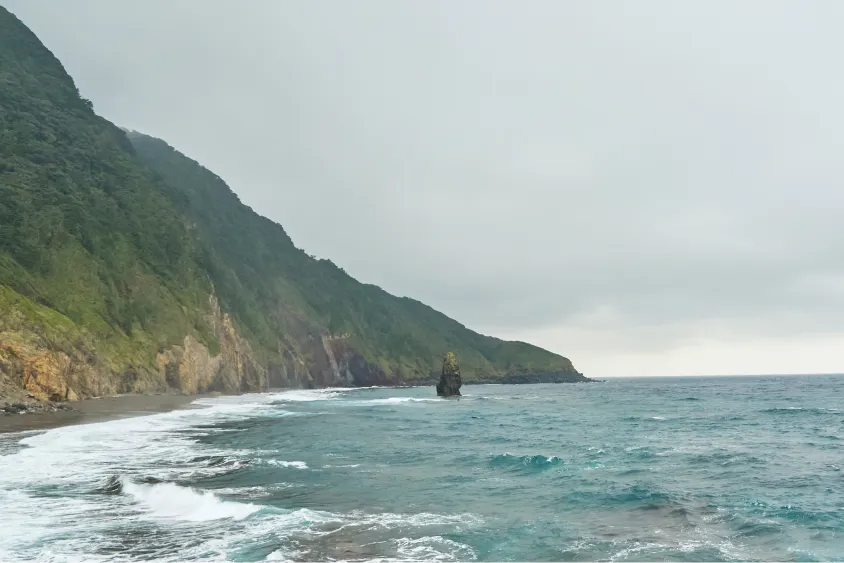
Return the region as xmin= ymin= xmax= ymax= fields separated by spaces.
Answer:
xmin=0 ymin=5 xmax=587 ymax=409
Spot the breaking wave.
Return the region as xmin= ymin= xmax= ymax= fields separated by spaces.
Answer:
xmin=121 ymin=478 xmax=262 ymax=521
xmin=2 ymin=377 xmax=844 ymax=561
xmin=264 ymin=460 xmax=309 ymax=469
xmin=488 ymin=453 xmax=564 ymax=471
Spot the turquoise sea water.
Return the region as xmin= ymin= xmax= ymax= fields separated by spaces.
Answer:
xmin=1 ymin=375 xmax=843 ymax=561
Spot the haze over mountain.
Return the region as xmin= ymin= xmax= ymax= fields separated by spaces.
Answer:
xmin=0 ymin=5 xmax=585 ymax=404
xmin=5 ymin=1 xmax=844 ymax=377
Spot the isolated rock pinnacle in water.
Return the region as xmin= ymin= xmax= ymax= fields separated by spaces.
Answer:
xmin=436 ymin=352 xmax=462 ymax=397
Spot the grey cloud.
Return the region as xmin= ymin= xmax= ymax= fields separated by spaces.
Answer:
xmin=7 ymin=0 xmax=844 ymax=371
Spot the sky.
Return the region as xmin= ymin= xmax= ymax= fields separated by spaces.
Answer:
xmin=7 ymin=1 xmax=844 ymax=377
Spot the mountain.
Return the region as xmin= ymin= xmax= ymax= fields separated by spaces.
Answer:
xmin=0 ymin=5 xmax=585 ymax=404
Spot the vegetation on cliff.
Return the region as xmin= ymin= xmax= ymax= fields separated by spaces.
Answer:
xmin=126 ymin=132 xmax=584 ymax=386
xmin=436 ymin=352 xmax=462 ymax=397
xmin=0 ymin=5 xmax=585 ymax=401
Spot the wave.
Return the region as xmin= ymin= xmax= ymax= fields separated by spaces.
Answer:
xmin=0 ymin=390 xmax=489 ymax=561
xmin=121 ymin=477 xmax=262 ymax=521
xmin=190 ymin=391 xmax=303 ymax=414
xmin=259 ymin=510 xmax=482 ymax=560
xmin=620 ymin=415 xmax=670 ymax=423
xmin=346 ymin=509 xmax=484 ymax=530
xmin=565 ymin=485 xmax=675 ymax=508
xmin=732 ymin=519 xmax=785 ymax=538
xmin=488 ymin=453 xmax=564 ymax=471
xmin=394 ymin=535 xmax=477 ymax=560
xmin=264 ymin=460 xmax=309 ymax=469
xmin=343 ymin=385 xmax=393 ymax=391
xmin=7 ymin=378 xmax=844 ymax=561
xmin=92 ymin=474 xmax=123 ymax=495
xmin=214 ymin=485 xmax=283 ymax=498
xmin=655 ymin=446 xmax=766 ymax=466
xmin=350 ymin=397 xmax=439 ymax=405
xmin=690 ymin=451 xmax=765 ymax=466
xmin=189 ymin=454 xmax=242 ymax=467
xmin=744 ymin=501 xmax=843 ymax=525
xmin=761 ymin=407 xmax=841 ymax=415
xmin=272 ymin=389 xmax=344 ymax=402
xmin=605 ymin=540 xmax=744 ymax=562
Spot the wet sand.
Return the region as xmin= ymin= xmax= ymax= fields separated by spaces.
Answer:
xmin=0 ymin=393 xmax=214 ymax=434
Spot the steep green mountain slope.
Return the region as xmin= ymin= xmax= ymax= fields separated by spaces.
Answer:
xmin=0 ymin=5 xmax=584 ymax=403
xmin=0 ymin=4 xmax=264 ymax=401
xmin=126 ymin=132 xmax=584 ymax=387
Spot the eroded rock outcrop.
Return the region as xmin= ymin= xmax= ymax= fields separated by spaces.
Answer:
xmin=156 ymin=295 xmax=266 ymax=393
xmin=0 ymin=335 xmax=128 ymax=403
xmin=0 ymin=287 xmax=269 ymax=408
xmin=436 ymin=352 xmax=462 ymax=397
xmin=309 ymin=335 xmax=394 ymax=388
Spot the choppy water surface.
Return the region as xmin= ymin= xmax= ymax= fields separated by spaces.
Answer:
xmin=1 ymin=375 xmax=843 ymax=561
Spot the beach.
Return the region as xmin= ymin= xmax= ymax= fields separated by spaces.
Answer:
xmin=0 ymin=393 xmax=210 ymax=434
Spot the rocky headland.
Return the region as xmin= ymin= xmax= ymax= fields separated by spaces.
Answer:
xmin=0 ymin=5 xmax=588 ymax=415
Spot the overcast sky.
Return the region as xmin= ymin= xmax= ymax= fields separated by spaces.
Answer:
xmin=8 ymin=1 xmax=844 ymax=377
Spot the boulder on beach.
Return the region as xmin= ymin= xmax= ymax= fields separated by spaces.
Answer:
xmin=436 ymin=352 xmax=462 ymax=397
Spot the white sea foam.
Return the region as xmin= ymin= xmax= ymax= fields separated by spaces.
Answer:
xmin=348 ymin=510 xmax=484 ymax=530
xmin=349 ymin=397 xmax=439 ymax=405
xmin=394 ymin=535 xmax=477 ymax=561
xmin=0 ymin=391 xmax=319 ymax=559
xmin=265 ymin=459 xmax=309 ymax=469
xmin=273 ymin=389 xmax=343 ymax=402
xmin=122 ymin=479 xmax=261 ymax=521
xmin=0 ymin=389 xmax=486 ymax=561
xmin=215 ymin=485 xmax=281 ymax=498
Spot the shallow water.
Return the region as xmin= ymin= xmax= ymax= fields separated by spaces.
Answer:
xmin=1 ymin=375 xmax=843 ymax=561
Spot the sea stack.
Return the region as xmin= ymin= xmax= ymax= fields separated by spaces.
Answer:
xmin=436 ymin=352 xmax=462 ymax=397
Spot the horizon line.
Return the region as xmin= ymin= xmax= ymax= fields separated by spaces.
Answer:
xmin=596 ymin=372 xmax=844 ymax=379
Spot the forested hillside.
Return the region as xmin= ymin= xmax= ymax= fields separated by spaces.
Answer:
xmin=0 ymin=5 xmax=584 ymax=404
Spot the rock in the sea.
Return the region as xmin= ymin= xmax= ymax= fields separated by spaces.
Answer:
xmin=436 ymin=352 xmax=462 ymax=397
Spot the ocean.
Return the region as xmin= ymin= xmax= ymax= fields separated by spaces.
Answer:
xmin=1 ymin=375 xmax=843 ymax=561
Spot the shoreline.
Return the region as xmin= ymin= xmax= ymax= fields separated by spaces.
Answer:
xmin=0 ymin=379 xmax=592 ymax=435
xmin=0 ymin=393 xmax=212 ymax=435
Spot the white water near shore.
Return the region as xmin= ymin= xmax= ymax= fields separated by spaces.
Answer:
xmin=0 ymin=388 xmax=481 ymax=561
xmin=2 ymin=377 xmax=843 ymax=561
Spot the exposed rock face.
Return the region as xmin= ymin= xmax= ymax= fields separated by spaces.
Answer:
xmin=157 ymin=335 xmax=220 ymax=393
xmin=436 ymin=352 xmax=462 ymax=397
xmin=156 ymin=295 xmax=266 ymax=393
xmin=0 ymin=288 xmax=270 ymax=406
xmin=0 ymin=267 xmax=584 ymax=408
xmin=319 ymin=335 xmax=355 ymax=386
xmin=310 ymin=335 xmax=395 ymax=388
xmin=0 ymin=337 xmax=134 ymax=403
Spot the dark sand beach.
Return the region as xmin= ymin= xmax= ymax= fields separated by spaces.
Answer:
xmin=0 ymin=393 xmax=210 ymax=434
